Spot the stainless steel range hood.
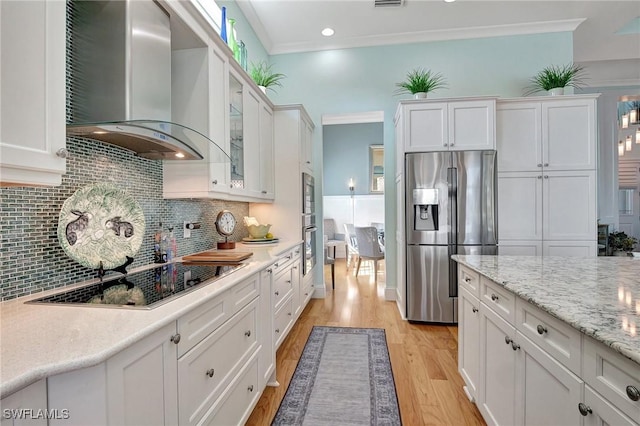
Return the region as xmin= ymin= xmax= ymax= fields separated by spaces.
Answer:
xmin=67 ymin=0 xmax=229 ymax=162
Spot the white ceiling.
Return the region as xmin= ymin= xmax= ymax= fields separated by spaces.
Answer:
xmin=237 ymin=0 xmax=640 ymax=63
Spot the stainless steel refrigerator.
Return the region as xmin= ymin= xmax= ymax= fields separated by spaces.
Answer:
xmin=405 ymin=151 xmax=497 ymax=323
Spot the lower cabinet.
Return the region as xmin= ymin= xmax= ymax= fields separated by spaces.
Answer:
xmin=0 ymin=379 xmax=48 ymax=426
xmin=461 ymin=265 xmax=640 ymax=426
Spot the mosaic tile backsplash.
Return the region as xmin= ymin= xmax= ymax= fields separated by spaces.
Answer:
xmin=0 ymin=1 xmax=249 ymax=301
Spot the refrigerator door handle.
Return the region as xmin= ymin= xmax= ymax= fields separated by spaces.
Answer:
xmin=448 ymin=166 xmax=458 ymax=298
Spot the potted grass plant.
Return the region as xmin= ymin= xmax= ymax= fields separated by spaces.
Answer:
xmin=249 ymin=61 xmax=285 ymax=94
xmin=395 ymin=67 xmax=447 ymax=99
xmin=608 ymin=231 xmax=638 ymax=256
xmin=524 ymin=63 xmax=586 ymax=96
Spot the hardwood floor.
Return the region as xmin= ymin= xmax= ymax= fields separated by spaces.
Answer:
xmin=246 ymin=259 xmax=485 ymax=426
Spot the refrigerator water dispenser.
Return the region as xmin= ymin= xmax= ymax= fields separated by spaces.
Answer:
xmin=412 ymin=188 xmax=439 ymax=231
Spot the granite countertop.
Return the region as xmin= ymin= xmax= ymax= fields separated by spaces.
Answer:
xmin=452 ymin=255 xmax=640 ymax=365
xmin=0 ymin=240 xmax=302 ymax=399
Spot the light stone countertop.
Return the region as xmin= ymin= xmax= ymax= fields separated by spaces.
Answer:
xmin=0 ymin=240 xmax=302 ymax=399
xmin=452 ymin=255 xmax=640 ymax=365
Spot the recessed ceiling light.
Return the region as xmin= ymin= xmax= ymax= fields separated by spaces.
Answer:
xmin=175 ymin=152 xmax=185 ymax=158
xmin=444 ymin=0 xmax=456 ymax=2
xmin=321 ymin=28 xmax=335 ymax=37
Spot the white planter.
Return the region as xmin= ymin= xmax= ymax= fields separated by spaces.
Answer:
xmin=548 ymin=87 xmax=565 ymax=96
xmin=413 ymin=92 xmax=428 ymax=99
xmin=259 ymin=85 xmax=267 ymax=94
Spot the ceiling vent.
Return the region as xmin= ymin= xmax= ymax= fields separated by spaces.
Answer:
xmin=374 ymin=0 xmax=404 ymax=7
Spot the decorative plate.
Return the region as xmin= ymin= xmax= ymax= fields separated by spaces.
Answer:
xmin=57 ymin=183 xmax=146 ymax=269
xmin=241 ymin=237 xmax=279 ymax=245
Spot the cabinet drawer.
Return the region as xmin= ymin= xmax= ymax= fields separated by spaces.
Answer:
xmin=583 ymin=336 xmax=640 ymax=421
xmin=229 ymin=273 xmax=260 ymax=313
xmin=273 ymin=268 xmax=293 ymax=311
xmin=459 ymin=265 xmax=480 ymax=298
xmin=480 ymin=277 xmax=515 ymax=323
xmin=272 ymin=248 xmax=299 ymax=273
xmin=515 ymin=298 xmax=581 ymax=375
xmin=177 ymin=288 xmax=230 ymax=357
xmin=202 ymin=354 xmax=259 ymax=426
xmin=274 ymin=295 xmax=294 ymax=349
xmin=584 ymin=384 xmax=637 ymax=426
xmin=178 ymin=299 xmax=258 ymax=425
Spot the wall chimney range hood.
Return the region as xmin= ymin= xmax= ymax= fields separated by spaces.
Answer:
xmin=67 ymin=0 xmax=229 ymax=162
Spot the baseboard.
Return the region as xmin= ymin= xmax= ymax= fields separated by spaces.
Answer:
xmin=384 ymin=287 xmax=396 ymax=301
xmin=463 ymin=385 xmax=475 ymax=403
xmin=312 ymin=284 xmax=326 ymax=298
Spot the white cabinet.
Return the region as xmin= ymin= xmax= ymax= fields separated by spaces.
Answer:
xmin=497 ymin=95 xmax=599 ymax=257
xmin=301 ymin=115 xmax=314 ymax=172
xmin=396 ymin=98 xmax=496 ymax=152
xmin=106 ymin=322 xmax=179 ymax=426
xmin=258 ymin=267 xmax=275 ymax=389
xmin=250 ymin=105 xmax=315 ymax=242
xmin=582 ymin=385 xmax=638 ymax=426
xmin=459 ymin=286 xmax=481 ymax=402
xmin=0 ymin=379 xmax=48 ymax=426
xmin=259 ymin=103 xmax=275 ymax=199
xmin=497 ymin=97 xmax=597 ymax=172
xmin=0 ymin=0 xmax=66 ymax=186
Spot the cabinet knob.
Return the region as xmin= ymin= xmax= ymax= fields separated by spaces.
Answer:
xmin=577 ymin=403 xmax=592 ymax=416
xmin=544 ymin=163 xmax=549 ymax=167
xmin=248 ymin=385 xmax=254 ymax=392
xmin=443 ymin=143 xmax=448 ymax=147
xmin=504 ymin=336 xmax=513 ymax=345
xmin=537 ymin=325 xmax=548 ymax=335
xmin=305 ymin=292 xmax=308 ymax=296
xmin=244 ymin=330 xmax=251 ymax=337
xmin=206 ymin=368 xmax=215 ymax=378
xmin=537 ymin=163 xmax=542 ymax=167
xmin=537 ymin=175 xmax=543 ymax=179
xmin=56 ymin=148 xmax=69 ymax=159
xmin=511 ymin=341 xmax=521 ymax=351
xmin=286 ymin=280 xmax=291 ymax=284
xmin=288 ymin=312 xmax=292 ymax=316
xmin=544 ymin=175 xmax=549 ymax=179
xmin=261 ymin=190 xmax=267 ymax=194
xmin=491 ymin=293 xmax=499 ymax=301
xmin=472 ymin=307 xmax=478 ymax=313
xmin=170 ymin=334 xmax=181 ymax=344
xmin=626 ymin=385 xmax=640 ymax=401
xmin=275 ymin=291 xmax=279 ymax=296
xmin=267 ymin=268 xmax=273 ymax=273
xmin=211 ymin=180 xmax=218 ymax=185
xmin=275 ymin=328 xmax=280 ymax=333
xmin=293 ymin=266 xmax=298 ymax=270
xmin=306 ymin=161 xmax=311 ymax=164
xmin=464 ymin=277 xmax=471 ymax=283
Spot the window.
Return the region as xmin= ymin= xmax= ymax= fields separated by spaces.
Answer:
xmin=369 ymin=146 xmax=384 ymax=193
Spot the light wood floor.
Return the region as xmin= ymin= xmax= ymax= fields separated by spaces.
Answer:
xmin=246 ymin=259 xmax=485 ymax=426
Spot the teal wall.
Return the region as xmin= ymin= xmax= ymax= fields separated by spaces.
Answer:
xmin=217 ymin=1 xmax=269 ymax=68
xmin=266 ymin=32 xmax=574 ymax=292
xmin=323 ymin=123 xmax=383 ymax=196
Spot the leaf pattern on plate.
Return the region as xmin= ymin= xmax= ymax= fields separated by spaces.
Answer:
xmin=57 ymin=183 xmax=146 ymax=269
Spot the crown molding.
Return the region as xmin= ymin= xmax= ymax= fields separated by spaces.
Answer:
xmin=235 ymin=0 xmax=274 ymax=54
xmin=268 ymin=18 xmax=586 ymax=55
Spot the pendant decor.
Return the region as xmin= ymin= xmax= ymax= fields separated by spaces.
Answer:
xmin=220 ymin=6 xmax=227 ymax=43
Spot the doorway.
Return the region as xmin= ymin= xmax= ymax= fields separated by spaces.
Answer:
xmin=616 ymin=97 xmax=640 ymax=249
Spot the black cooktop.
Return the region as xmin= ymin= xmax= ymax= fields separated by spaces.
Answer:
xmin=28 ymin=261 xmax=245 ymax=309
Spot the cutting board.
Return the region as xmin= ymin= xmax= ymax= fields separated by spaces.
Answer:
xmin=182 ymin=250 xmax=253 ymax=263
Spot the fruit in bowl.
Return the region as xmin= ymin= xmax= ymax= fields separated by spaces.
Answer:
xmin=247 ymin=224 xmax=272 ymax=239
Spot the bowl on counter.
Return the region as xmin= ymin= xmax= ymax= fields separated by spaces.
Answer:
xmin=247 ymin=224 xmax=271 ymax=239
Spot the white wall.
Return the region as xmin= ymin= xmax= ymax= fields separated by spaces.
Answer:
xmin=323 ymin=194 xmax=384 ymax=258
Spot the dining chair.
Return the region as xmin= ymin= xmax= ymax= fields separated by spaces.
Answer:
xmin=323 ymin=218 xmax=346 ymax=258
xmin=370 ymin=221 xmax=385 ymax=247
xmin=343 ymin=223 xmax=359 ymax=271
xmin=354 ymin=226 xmax=385 ymax=283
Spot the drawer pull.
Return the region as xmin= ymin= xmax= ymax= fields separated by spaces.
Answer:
xmin=288 ymin=312 xmax=292 ymax=316
xmin=286 ymin=280 xmax=291 ymax=284
xmin=491 ymin=293 xmax=499 ymax=301
xmin=206 ymin=369 xmax=215 ymax=378
xmin=511 ymin=341 xmax=521 ymax=351
xmin=245 ymin=330 xmax=251 ymax=337
xmin=304 ymin=293 xmax=309 ymax=296
xmin=626 ymin=385 xmax=640 ymax=401
xmin=170 ymin=334 xmax=181 ymax=344
xmin=464 ymin=277 xmax=471 ymax=283
xmin=577 ymin=403 xmax=592 ymax=416
xmin=293 ymin=266 xmax=298 ymax=270
xmin=504 ymin=336 xmax=513 ymax=345
xmin=275 ymin=328 xmax=280 ymax=333
xmin=248 ymin=385 xmax=254 ymax=392
xmin=287 ymin=255 xmax=292 ymax=260
xmin=267 ymin=268 xmax=273 ymax=274
xmin=275 ymin=291 xmax=279 ymax=296
xmin=536 ymin=325 xmax=548 ymax=335
xmin=274 ymin=263 xmax=279 ymax=268
xmin=472 ymin=307 xmax=478 ymax=313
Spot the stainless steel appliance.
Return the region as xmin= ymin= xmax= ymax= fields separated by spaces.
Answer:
xmin=405 ymin=151 xmax=497 ymax=323
xmin=302 ymin=172 xmax=316 ymax=276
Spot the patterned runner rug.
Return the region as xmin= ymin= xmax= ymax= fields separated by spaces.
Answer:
xmin=271 ymin=326 xmax=402 ymax=425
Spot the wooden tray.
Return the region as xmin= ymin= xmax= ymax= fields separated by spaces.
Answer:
xmin=182 ymin=250 xmax=253 ymax=263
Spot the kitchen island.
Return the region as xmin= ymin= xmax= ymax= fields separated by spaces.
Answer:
xmin=0 ymin=240 xmax=307 ymax=425
xmin=453 ymin=255 xmax=639 ymax=426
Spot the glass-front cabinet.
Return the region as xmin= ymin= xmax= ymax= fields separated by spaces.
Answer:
xmin=229 ymin=72 xmax=244 ymax=189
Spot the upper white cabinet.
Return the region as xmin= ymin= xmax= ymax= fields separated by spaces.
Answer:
xmin=301 ymin=115 xmax=314 ymax=172
xmin=162 ymin=1 xmax=274 ymax=202
xmin=496 ymin=95 xmax=599 ymax=257
xmin=0 ymin=0 xmax=66 ymax=187
xmin=396 ymin=98 xmax=496 ymax=152
xmin=497 ymin=96 xmax=597 ymax=172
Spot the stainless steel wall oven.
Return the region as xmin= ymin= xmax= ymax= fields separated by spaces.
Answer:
xmin=302 ymin=172 xmax=316 ymax=276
